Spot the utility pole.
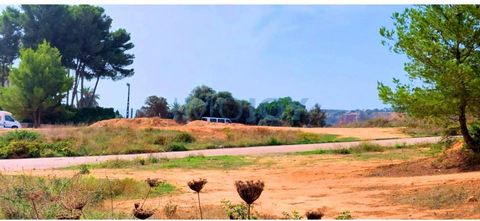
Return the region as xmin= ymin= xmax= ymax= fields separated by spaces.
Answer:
xmin=126 ymin=83 xmax=130 ymax=118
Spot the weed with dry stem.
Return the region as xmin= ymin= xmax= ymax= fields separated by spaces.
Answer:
xmin=133 ymin=202 xmax=155 ymax=220
xmin=188 ymin=178 xmax=207 ymax=219
xmin=234 ymin=180 xmax=265 ymax=219
xmin=163 ymin=201 xmax=178 ymax=219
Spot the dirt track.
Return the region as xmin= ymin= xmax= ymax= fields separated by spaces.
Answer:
xmin=0 ymin=137 xmax=441 ymax=172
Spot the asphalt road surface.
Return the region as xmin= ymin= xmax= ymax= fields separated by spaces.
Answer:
xmin=0 ymin=136 xmax=442 ymax=171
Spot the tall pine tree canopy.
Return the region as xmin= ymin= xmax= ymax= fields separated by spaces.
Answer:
xmin=378 ymin=5 xmax=480 ymax=152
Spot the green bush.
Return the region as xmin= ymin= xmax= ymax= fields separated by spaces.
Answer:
xmin=172 ymin=132 xmax=195 ymax=143
xmin=221 ymin=200 xmax=257 ymax=219
xmin=153 ymin=135 xmax=168 ymax=145
xmin=267 ymin=137 xmax=282 ymax=145
xmin=351 ymin=142 xmax=385 ymax=153
xmin=166 ymin=143 xmax=188 ymax=152
xmin=40 ymin=141 xmax=75 ymax=157
xmin=335 ymin=211 xmax=352 ymax=220
xmin=0 ymin=140 xmax=74 ymax=159
xmin=0 ymin=141 xmax=42 ymax=158
xmin=258 ymin=116 xmax=284 ymax=126
xmin=0 ymin=130 xmax=41 ymax=143
xmin=332 ymin=148 xmax=352 ymax=154
xmin=78 ymin=164 xmax=90 ymax=174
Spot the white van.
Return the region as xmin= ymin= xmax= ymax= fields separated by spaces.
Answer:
xmin=201 ymin=117 xmax=232 ymax=124
xmin=0 ymin=111 xmax=21 ymax=128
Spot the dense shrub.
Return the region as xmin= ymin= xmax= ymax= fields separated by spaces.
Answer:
xmin=172 ymin=132 xmax=195 ymax=143
xmin=166 ymin=143 xmax=188 ymax=151
xmin=0 ymin=141 xmax=42 ymax=158
xmin=0 ymin=131 xmax=75 ymax=159
xmin=0 ymin=130 xmax=41 ymax=143
xmin=71 ymin=107 xmax=116 ymax=124
xmin=258 ymin=116 xmax=284 ymax=126
xmin=42 ymin=105 xmax=116 ymax=125
xmin=153 ymin=135 xmax=168 ymax=145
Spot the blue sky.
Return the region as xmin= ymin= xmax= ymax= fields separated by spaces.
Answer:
xmin=1 ymin=5 xmax=410 ymax=113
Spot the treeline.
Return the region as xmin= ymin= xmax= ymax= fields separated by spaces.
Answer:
xmin=0 ymin=5 xmax=134 ymax=127
xmin=136 ymin=85 xmax=326 ymax=127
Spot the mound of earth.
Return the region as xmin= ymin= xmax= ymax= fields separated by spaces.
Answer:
xmin=90 ymin=117 xmax=180 ymax=128
xmin=368 ymin=142 xmax=480 ymax=177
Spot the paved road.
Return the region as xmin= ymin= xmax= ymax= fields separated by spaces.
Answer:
xmin=0 ymin=136 xmax=442 ymax=171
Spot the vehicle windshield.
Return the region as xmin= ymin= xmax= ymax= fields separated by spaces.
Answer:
xmin=5 ymin=115 xmax=15 ymax=122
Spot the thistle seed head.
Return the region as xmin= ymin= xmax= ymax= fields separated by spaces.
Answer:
xmin=305 ymin=209 xmax=324 ymax=219
xmin=133 ymin=204 xmax=155 ymax=220
xmin=234 ymin=180 xmax=265 ymax=205
xmin=146 ymin=178 xmax=161 ymax=188
xmin=188 ymin=178 xmax=207 ymax=193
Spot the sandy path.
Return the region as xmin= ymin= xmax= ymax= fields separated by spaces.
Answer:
xmin=0 ymin=137 xmax=440 ymax=172
xmin=15 ymin=154 xmax=480 ymax=219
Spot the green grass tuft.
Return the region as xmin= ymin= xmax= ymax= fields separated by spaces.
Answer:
xmin=67 ymin=155 xmax=253 ymax=170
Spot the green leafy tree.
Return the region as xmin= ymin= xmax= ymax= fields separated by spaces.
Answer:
xmin=186 ymin=85 xmax=216 ymax=117
xmin=0 ymin=41 xmax=73 ymax=127
xmin=212 ymin=91 xmax=240 ymax=119
xmin=256 ymin=97 xmax=308 ymax=127
xmin=236 ymin=100 xmax=257 ymax=125
xmin=136 ymin=96 xmax=170 ymax=118
xmin=308 ymin=104 xmax=326 ymax=127
xmin=0 ymin=7 xmax=22 ymax=87
xmin=170 ymin=100 xmax=186 ymax=124
xmin=185 ymin=97 xmax=207 ymax=121
xmin=378 ymin=5 xmax=480 ymax=152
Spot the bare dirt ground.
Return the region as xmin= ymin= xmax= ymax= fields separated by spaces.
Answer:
xmin=11 ymin=151 xmax=480 ymax=219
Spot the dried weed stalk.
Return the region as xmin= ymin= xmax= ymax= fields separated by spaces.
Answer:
xmin=188 ymin=178 xmax=207 ymax=219
xmin=234 ymin=180 xmax=265 ymax=219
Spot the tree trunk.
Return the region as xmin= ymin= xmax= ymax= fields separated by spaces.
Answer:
xmin=1 ymin=64 xmax=7 ymax=87
xmin=32 ymin=109 xmax=40 ymax=128
xmin=459 ymin=105 xmax=479 ymax=152
xmin=90 ymin=76 xmax=100 ymax=107
xmin=71 ymin=61 xmax=82 ymax=107
xmin=36 ymin=110 xmax=41 ymax=128
xmin=66 ymin=69 xmax=70 ymax=105
xmin=71 ymin=72 xmax=79 ymax=106
xmin=80 ymin=75 xmax=84 ymax=106
xmin=77 ymin=64 xmax=86 ymax=108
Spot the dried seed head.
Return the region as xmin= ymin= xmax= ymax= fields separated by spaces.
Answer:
xmin=234 ymin=180 xmax=265 ymax=205
xmin=188 ymin=178 xmax=207 ymax=193
xmin=305 ymin=209 xmax=324 ymax=219
xmin=133 ymin=204 xmax=155 ymax=220
xmin=146 ymin=178 xmax=160 ymax=188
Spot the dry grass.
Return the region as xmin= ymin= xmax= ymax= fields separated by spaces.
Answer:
xmin=0 ymin=174 xmax=175 ymax=219
xmin=390 ymin=181 xmax=480 ymax=210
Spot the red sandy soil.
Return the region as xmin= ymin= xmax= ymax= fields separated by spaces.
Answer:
xmin=13 ymin=151 xmax=480 ymax=219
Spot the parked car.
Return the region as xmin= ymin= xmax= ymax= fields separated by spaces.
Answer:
xmin=0 ymin=111 xmax=21 ymax=128
xmin=201 ymin=117 xmax=232 ymax=124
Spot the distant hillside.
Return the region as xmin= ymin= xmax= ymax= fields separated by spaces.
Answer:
xmin=324 ymin=108 xmax=395 ymax=126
